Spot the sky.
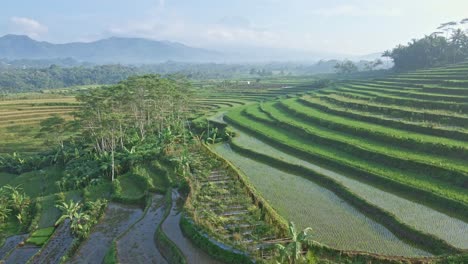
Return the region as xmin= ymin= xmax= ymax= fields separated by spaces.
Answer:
xmin=1 ymin=0 xmax=468 ymax=56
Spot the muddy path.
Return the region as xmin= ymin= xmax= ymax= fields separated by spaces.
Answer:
xmin=0 ymin=234 xmax=28 ymax=260
xmin=67 ymin=203 xmax=143 ymax=264
xmin=116 ymin=194 xmax=167 ymax=264
xmin=162 ymin=191 xmax=223 ymax=264
xmin=29 ymin=220 xmax=74 ymax=264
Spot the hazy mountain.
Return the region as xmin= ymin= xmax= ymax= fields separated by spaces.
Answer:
xmin=0 ymin=34 xmax=387 ymax=64
xmin=0 ymin=35 xmax=221 ymax=64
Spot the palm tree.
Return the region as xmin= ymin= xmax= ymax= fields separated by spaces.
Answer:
xmin=55 ymin=200 xmax=82 ymax=226
xmin=275 ymin=222 xmax=314 ymax=264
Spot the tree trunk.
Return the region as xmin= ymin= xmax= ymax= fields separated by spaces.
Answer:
xmin=111 ymin=135 xmax=115 ymax=182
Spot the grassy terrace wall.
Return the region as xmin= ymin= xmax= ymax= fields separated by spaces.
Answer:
xmin=229 ymin=142 xmax=462 ymax=255
xmin=179 ymin=143 xmax=288 ymax=263
xmin=200 ymin=144 xmax=289 ymax=235
xmin=260 ymin=102 xmax=468 ymax=189
xmin=224 ymin=112 xmax=468 ymax=222
xmin=179 ymin=215 xmax=253 ymax=264
xmin=296 ymin=97 xmax=468 ymax=142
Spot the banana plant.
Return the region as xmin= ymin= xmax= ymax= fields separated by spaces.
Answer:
xmin=275 ymin=222 xmax=314 ymax=264
xmin=55 ymin=200 xmax=82 ymax=226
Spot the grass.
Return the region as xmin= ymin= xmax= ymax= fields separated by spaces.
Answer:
xmin=83 ymin=182 xmax=113 ymax=201
xmin=228 ymin=128 xmax=468 ymax=250
xmin=117 ymin=173 xmax=147 ymax=200
xmin=296 ymin=95 xmax=468 ymax=141
xmin=267 ymin=100 xmax=468 ymax=170
xmin=26 ymin=227 xmax=55 ymax=246
xmin=7 ymin=167 xmax=65 ymax=198
xmin=225 ymin=107 xmax=468 ymax=208
xmin=36 ymin=190 xmax=82 ymax=228
xmin=0 ymin=94 xmax=78 ymax=154
xmin=214 ymin=143 xmax=430 ymax=256
xmin=0 ymin=172 xmax=17 ymax=186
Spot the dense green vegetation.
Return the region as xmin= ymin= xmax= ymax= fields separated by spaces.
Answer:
xmin=384 ymin=20 xmax=468 ymax=70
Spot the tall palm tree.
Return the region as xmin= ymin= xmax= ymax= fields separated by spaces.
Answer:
xmin=275 ymin=222 xmax=314 ymax=264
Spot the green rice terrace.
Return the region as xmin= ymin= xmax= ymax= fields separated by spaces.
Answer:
xmin=1 ymin=62 xmax=468 ymax=264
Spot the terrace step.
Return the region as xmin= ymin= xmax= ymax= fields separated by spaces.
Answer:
xmin=220 ymin=210 xmax=249 ymax=217
xmin=200 ymin=179 xmax=234 ymax=185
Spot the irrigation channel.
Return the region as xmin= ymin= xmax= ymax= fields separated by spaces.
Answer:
xmin=162 ymin=190 xmax=223 ymax=264
xmin=214 ymin=127 xmax=437 ymax=256
xmin=68 ymin=203 xmax=144 ymax=264
xmin=116 ymin=194 xmax=166 ymax=264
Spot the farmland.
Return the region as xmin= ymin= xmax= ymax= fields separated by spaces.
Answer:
xmin=0 ymin=94 xmax=78 ymax=154
xmin=1 ymin=63 xmax=468 ymax=263
xmin=211 ymin=62 xmax=468 ymax=260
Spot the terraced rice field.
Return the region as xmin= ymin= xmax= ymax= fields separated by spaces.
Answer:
xmin=0 ymin=95 xmax=78 ymax=153
xmin=214 ymin=143 xmax=430 ymax=256
xmin=214 ymin=62 xmax=468 ymax=256
xmin=187 ymin=148 xmax=284 ymax=259
xmin=192 ymin=84 xmax=314 ymax=118
xmin=162 ymin=191 xmax=222 ymax=264
xmin=116 ymin=194 xmax=166 ymax=263
xmin=68 ymin=203 xmax=144 ymax=264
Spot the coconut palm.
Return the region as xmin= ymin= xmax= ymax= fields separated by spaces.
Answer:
xmin=275 ymin=222 xmax=314 ymax=264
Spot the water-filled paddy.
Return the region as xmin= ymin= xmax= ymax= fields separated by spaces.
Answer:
xmin=214 ymin=143 xmax=430 ymax=256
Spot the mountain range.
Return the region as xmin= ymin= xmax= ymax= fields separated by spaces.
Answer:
xmin=0 ymin=34 xmax=221 ymax=64
xmin=0 ymin=34 xmax=383 ymax=64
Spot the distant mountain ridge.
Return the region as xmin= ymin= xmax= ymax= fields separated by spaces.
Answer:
xmin=0 ymin=34 xmax=221 ymax=64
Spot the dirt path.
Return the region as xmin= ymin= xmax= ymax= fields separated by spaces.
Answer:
xmin=0 ymin=234 xmax=28 ymax=260
xmin=117 ymin=194 xmax=167 ymax=264
xmin=162 ymin=190 xmax=223 ymax=264
xmin=29 ymin=220 xmax=74 ymax=264
xmin=67 ymin=203 xmax=143 ymax=264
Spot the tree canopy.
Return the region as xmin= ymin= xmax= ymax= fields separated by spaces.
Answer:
xmin=384 ymin=19 xmax=468 ymax=71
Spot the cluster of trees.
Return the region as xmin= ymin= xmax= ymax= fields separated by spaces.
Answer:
xmin=0 ymin=64 xmax=140 ymax=93
xmin=0 ymin=60 xmax=393 ymax=94
xmin=384 ymin=19 xmax=468 ymax=70
xmin=0 ymin=57 xmax=88 ymax=69
xmin=1 ymin=74 xmax=194 ymax=191
xmin=333 ymin=60 xmax=359 ymax=74
xmin=249 ymin=68 xmax=275 ymax=76
xmin=54 ymin=74 xmax=191 ymax=189
xmin=76 ymin=74 xmax=191 ymax=181
xmin=333 ymin=59 xmax=384 ymax=74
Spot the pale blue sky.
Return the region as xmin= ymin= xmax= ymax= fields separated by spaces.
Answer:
xmin=1 ymin=0 xmax=468 ymax=55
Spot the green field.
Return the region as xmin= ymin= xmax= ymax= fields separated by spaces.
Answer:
xmin=0 ymin=94 xmax=78 ymax=154
xmin=214 ymin=62 xmax=468 ymax=256
xmin=214 ymin=143 xmax=430 ymax=256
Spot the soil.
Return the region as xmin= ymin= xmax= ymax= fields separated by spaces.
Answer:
xmin=29 ymin=220 xmax=74 ymax=264
xmin=67 ymin=203 xmax=143 ymax=264
xmin=116 ymin=194 xmax=167 ymax=264
xmin=0 ymin=234 xmax=28 ymax=260
xmin=162 ymin=190 xmax=223 ymax=264
xmin=3 ymin=244 xmax=40 ymax=264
